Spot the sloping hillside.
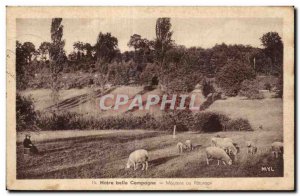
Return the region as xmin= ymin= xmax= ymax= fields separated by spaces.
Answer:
xmin=20 ymin=85 xmax=206 ymax=117
xmin=207 ymin=97 xmax=283 ymax=132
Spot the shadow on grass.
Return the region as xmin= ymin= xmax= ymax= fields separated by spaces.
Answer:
xmin=149 ymin=155 xmax=180 ymax=167
xmin=193 ymin=144 xmax=202 ymax=150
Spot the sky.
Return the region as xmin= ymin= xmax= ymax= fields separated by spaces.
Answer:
xmin=16 ymin=18 xmax=283 ymax=54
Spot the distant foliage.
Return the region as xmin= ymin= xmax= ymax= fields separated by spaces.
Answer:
xmin=16 ymin=41 xmax=37 ymax=90
xmin=216 ymin=61 xmax=255 ymax=96
xmin=260 ymin=32 xmax=283 ymax=75
xmin=107 ymin=62 xmax=131 ymax=85
xmin=202 ymin=78 xmax=215 ymax=97
xmin=94 ymin=32 xmax=119 ymax=69
xmin=16 ymin=94 xmax=39 ymax=132
xmin=239 ymin=79 xmax=264 ymax=99
xmin=139 ymin=63 xmax=159 ymax=85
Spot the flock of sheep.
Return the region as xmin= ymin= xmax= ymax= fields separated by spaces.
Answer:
xmin=125 ymin=136 xmax=283 ymax=171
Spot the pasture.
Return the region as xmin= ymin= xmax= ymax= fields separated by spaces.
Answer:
xmin=17 ymin=87 xmax=283 ymax=179
xmin=17 ymin=129 xmax=283 ymax=179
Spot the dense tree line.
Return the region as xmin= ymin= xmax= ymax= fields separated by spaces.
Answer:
xmin=16 ymin=18 xmax=283 ymax=97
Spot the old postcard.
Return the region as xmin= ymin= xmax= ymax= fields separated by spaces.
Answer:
xmin=6 ymin=6 xmax=294 ymax=191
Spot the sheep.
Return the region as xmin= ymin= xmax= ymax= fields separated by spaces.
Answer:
xmin=211 ymin=137 xmax=237 ymax=160
xmin=185 ymin=140 xmax=193 ymax=151
xmin=205 ymin=146 xmax=232 ymax=166
xmin=271 ymin=142 xmax=283 ymax=158
xmin=219 ymin=141 xmax=238 ymax=160
xmin=126 ymin=149 xmax=149 ymax=171
xmin=246 ymin=141 xmax=257 ymax=154
xmin=177 ymin=142 xmax=187 ymax=154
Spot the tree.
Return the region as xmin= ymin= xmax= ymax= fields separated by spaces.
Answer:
xmin=216 ymin=61 xmax=255 ymax=96
xmin=16 ymin=93 xmax=39 ymax=132
xmin=16 ymin=41 xmax=27 ymax=89
xmin=22 ymin=42 xmax=36 ymax=63
xmin=128 ymin=34 xmax=142 ymax=51
xmin=260 ymin=32 xmax=283 ymax=75
xmin=94 ymin=32 xmax=118 ymax=70
xmin=38 ymin=42 xmax=51 ymax=61
xmin=154 ymin=18 xmax=173 ymax=68
xmin=16 ymin=41 xmax=37 ymax=90
xmin=239 ymin=79 xmax=264 ymax=99
xmin=83 ymin=43 xmax=94 ymax=60
xmin=128 ymin=34 xmax=151 ymax=71
xmin=49 ymin=18 xmax=66 ymax=110
xmin=73 ymin=41 xmax=85 ymax=60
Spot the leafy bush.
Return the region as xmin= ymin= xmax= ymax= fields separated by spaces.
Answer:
xmin=264 ymin=82 xmax=272 ymax=91
xmin=36 ymin=110 xmax=253 ymax=133
xmin=226 ymin=118 xmax=253 ymax=132
xmin=192 ymin=112 xmax=228 ymax=132
xmin=16 ymin=94 xmax=39 ymax=132
xmin=192 ymin=112 xmax=253 ymax=132
xmin=37 ymin=112 xmax=159 ymax=130
xmin=216 ymin=61 xmax=255 ymax=96
xmin=158 ymin=110 xmax=194 ymax=132
xmin=239 ymin=79 xmax=264 ymax=99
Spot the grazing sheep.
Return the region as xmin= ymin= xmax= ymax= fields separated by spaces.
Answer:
xmin=246 ymin=141 xmax=257 ymax=154
xmin=220 ymin=142 xmax=238 ymax=159
xmin=126 ymin=149 xmax=149 ymax=171
xmin=271 ymin=142 xmax=283 ymax=158
xmin=211 ymin=137 xmax=237 ymax=160
xmin=185 ymin=140 xmax=193 ymax=151
xmin=205 ymin=147 xmax=232 ymax=166
xmin=177 ymin=142 xmax=187 ymax=154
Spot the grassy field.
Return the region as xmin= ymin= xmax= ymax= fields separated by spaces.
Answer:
xmin=17 ymin=130 xmax=283 ymax=179
xmin=17 ymin=87 xmax=283 ymax=179
xmin=207 ymin=97 xmax=283 ymax=131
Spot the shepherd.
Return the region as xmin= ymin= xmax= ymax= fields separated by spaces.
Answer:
xmin=23 ymin=135 xmax=39 ymax=155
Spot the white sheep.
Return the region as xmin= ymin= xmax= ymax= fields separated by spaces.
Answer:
xmin=205 ymin=146 xmax=232 ymax=166
xmin=126 ymin=149 xmax=149 ymax=171
xmin=246 ymin=141 xmax=257 ymax=154
xmin=185 ymin=140 xmax=193 ymax=151
xmin=271 ymin=142 xmax=283 ymax=158
xmin=211 ymin=137 xmax=237 ymax=160
xmin=177 ymin=142 xmax=187 ymax=154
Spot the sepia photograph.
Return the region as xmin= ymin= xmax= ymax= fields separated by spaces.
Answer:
xmin=6 ymin=6 xmax=294 ymax=191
